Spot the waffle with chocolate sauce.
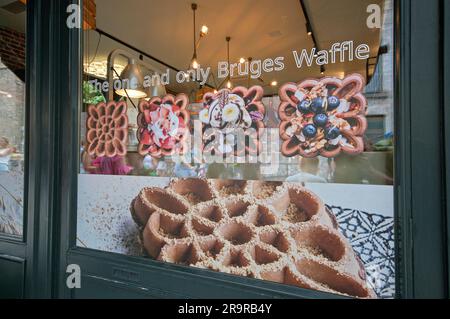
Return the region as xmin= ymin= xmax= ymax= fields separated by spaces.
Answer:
xmin=130 ymin=178 xmax=375 ymax=298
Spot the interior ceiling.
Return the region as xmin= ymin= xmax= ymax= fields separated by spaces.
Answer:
xmin=88 ymin=0 xmax=384 ymax=95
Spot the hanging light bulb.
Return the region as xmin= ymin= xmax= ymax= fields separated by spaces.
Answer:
xmin=225 ymin=37 xmax=232 ymax=90
xmin=239 ymin=57 xmax=246 ymax=64
xmin=320 ymin=65 xmax=325 ymax=75
xmin=271 ymin=80 xmax=278 ymax=87
xmin=190 ymin=4 xmax=200 ymax=70
xmin=191 ymin=55 xmax=199 ymax=69
xmin=189 ymin=4 xmax=209 ymax=70
xmin=306 ymin=22 xmax=313 ymax=36
xmin=200 ymin=25 xmax=209 ymax=37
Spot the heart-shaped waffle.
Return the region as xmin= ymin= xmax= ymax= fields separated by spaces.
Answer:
xmin=278 ymin=74 xmax=367 ymax=158
xmin=137 ymin=94 xmax=190 ymax=158
xmin=199 ymin=86 xmax=265 ymax=156
xmin=86 ymin=101 xmax=128 ymax=157
xmin=131 ymin=178 xmax=376 ymax=298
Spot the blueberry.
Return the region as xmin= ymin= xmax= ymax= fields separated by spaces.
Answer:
xmin=325 ymin=126 xmax=341 ymax=140
xmin=327 ymin=95 xmax=340 ymax=110
xmin=313 ymin=113 xmax=328 ymax=127
xmin=297 ymin=100 xmax=311 ymax=114
xmin=311 ymin=97 xmax=325 ymax=113
xmin=302 ymin=124 xmax=317 ymax=138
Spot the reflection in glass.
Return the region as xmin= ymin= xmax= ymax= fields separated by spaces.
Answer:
xmin=78 ymin=0 xmax=395 ymax=298
xmin=0 ymin=4 xmax=26 ymax=237
xmin=80 ymin=0 xmax=394 ymax=187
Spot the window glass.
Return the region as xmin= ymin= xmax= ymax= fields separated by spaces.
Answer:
xmin=78 ymin=0 xmax=395 ymax=298
xmin=0 ymin=1 xmax=26 ymax=237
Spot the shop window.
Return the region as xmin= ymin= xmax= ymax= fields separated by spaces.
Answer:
xmin=0 ymin=2 xmax=26 ymax=238
xmin=78 ymin=0 xmax=395 ymax=298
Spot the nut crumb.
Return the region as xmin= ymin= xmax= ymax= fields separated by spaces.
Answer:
xmin=283 ymin=203 xmax=309 ymax=223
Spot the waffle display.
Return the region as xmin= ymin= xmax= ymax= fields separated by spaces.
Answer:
xmin=130 ymin=178 xmax=375 ymax=298
xmin=278 ymin=74 xmax=367 ymax=158
xmin=137 ymin=94 xmax=190 ymax=158
xmin=86 ymin=101 xmax=129 ymax=157
xmin=199 ymin=86 xmax=265 ymax=156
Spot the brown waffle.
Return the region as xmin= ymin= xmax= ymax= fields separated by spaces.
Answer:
xmin=131 ymin=178 xmax=376 ymax=298
xmin=200 ymin=86 xmax=265 ymax=156
xmin=86 ymin=101 xmax=128 ymax=157
xmin=278 ymin=74 xmax=367 ymax=158
xmin=137 ymin=94 xmax=190 ymax=158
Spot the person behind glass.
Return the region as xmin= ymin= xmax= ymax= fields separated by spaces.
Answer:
xmin=80 ymin=140 xmax=97 ymax=174
xmin=92 ymin=155 xmax=133 ymax=176
xmin=0 ymin=137 xmax=16 ymax=172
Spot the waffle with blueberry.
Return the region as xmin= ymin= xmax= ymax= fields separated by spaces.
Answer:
xmin=278 ymin=74 xmax=367 ymax=158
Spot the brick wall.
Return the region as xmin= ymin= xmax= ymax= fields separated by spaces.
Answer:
xmin=0 ymin=27 xmax=25 ymax=78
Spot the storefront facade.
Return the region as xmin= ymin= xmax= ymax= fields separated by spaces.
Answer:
xmin=0 ymin=0 xmax=449 ymax=299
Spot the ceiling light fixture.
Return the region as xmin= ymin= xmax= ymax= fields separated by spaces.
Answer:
xmin=226 ymin=36 xmax=232 ymax=89
xmin=300 ymin=0 xmax=323 ymax=69
xmin=200 ymin=25 xmax=209 ymax=37
xmin=107 ymin=49 xmax=167 ymax=101
xmin=191 ymin=56 xmax=199 ymax=69
xmin=247 ymin=57 xmax=253 ymax=87
xmin=239 ymin=57 xmax=246 ymax=64
xmin=144 ymin=79 xmax=167 ymax=100
xmin=320 ymin=65 xmax=325 ymax=75
xmin=115 ymin=58 xmax=148 ymax=99
xmin=271 ymin=80 xmax=278 ymax=87
xmin=191 ymin=3 xmax=199 ymax=69
xmin=306 ymin=22 xmax=313 ymax=36
xmin=190 ymin=3 xmax=209 ymax=70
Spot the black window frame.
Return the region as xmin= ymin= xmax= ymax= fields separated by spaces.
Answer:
xmin=0 ymin=0 xmax=447 ymax=299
